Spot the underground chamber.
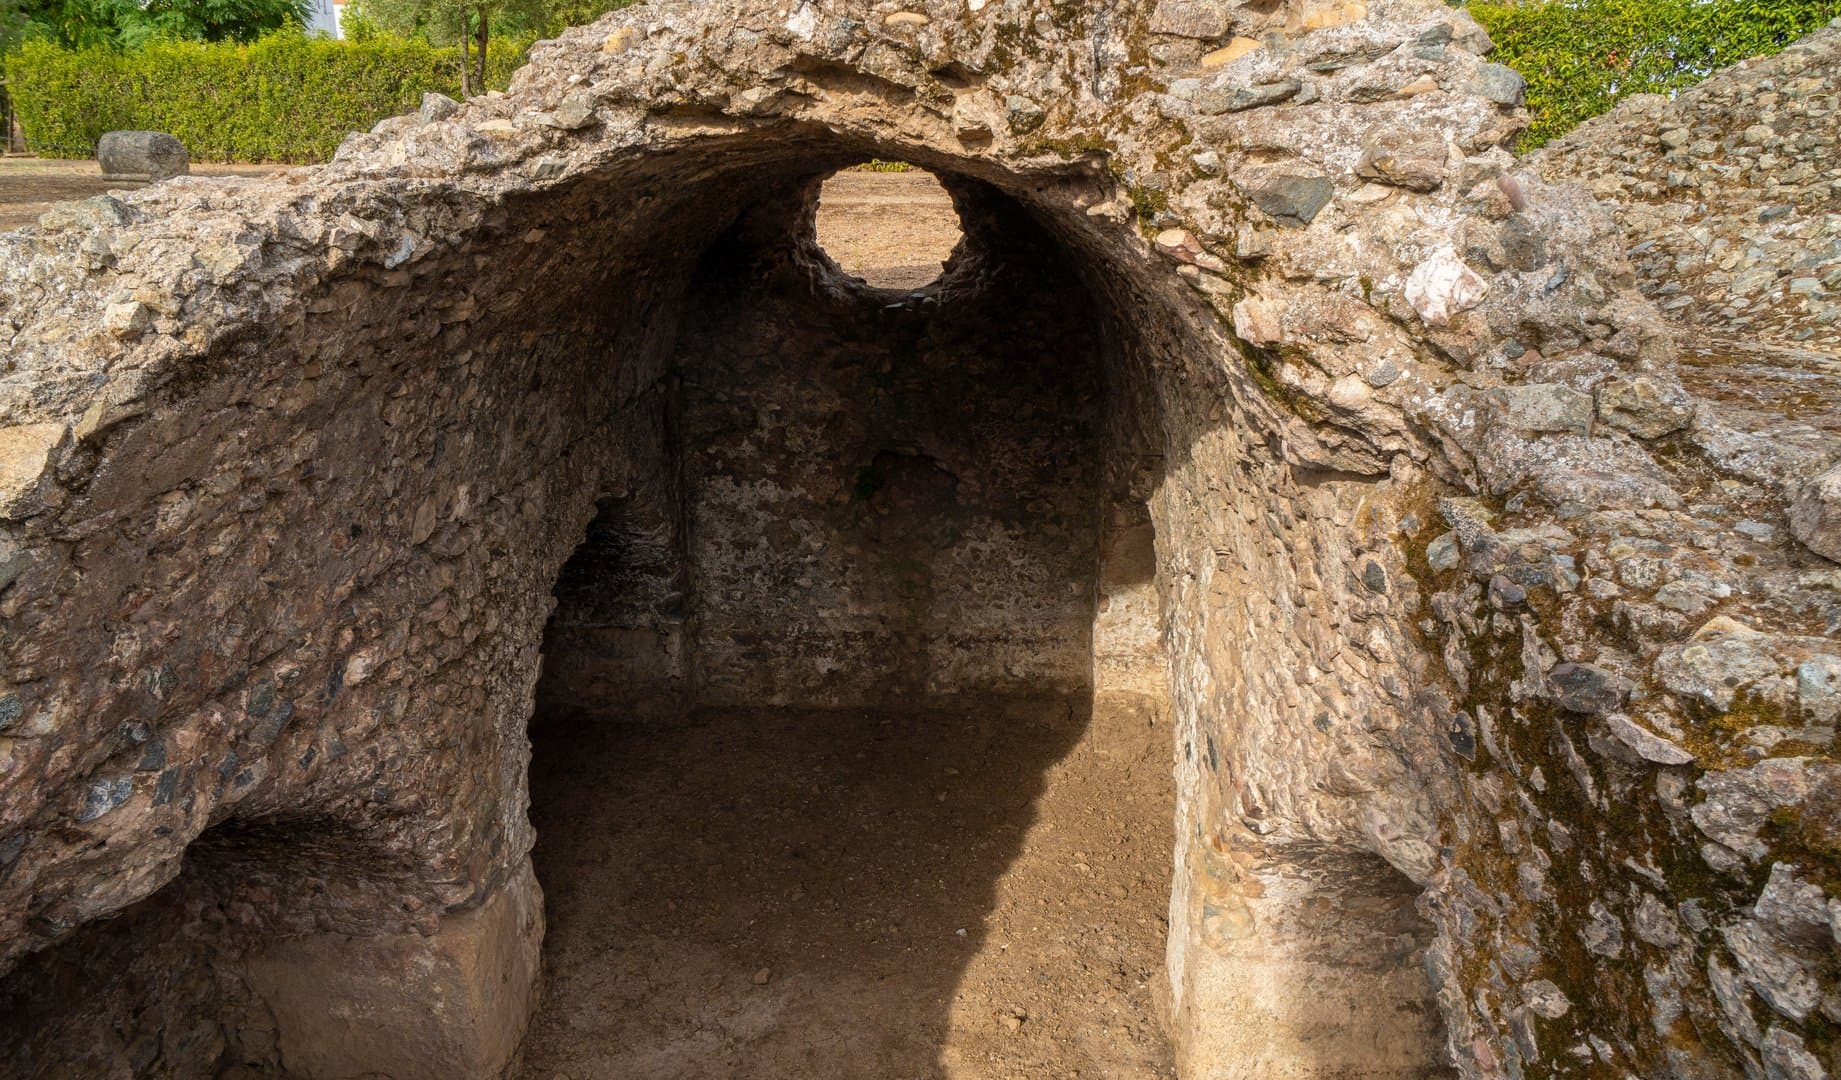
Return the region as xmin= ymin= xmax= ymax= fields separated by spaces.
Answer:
xmin=8 ymin=2 xmax=1833 ymax=1074
xmin=0 ymin=152 xmax=1446 ymax=1078
xmin=516 ymin=162 xmax=1177 ymax=1076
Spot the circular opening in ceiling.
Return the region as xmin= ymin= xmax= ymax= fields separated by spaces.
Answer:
xmin=814 ymin=164 xmax=963 ymax=290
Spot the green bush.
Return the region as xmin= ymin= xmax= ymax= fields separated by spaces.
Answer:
xmin=5 ymin=29 xmax=529 ymax=162
xmin=1469 ymin=0 xmax=1841 ymax=147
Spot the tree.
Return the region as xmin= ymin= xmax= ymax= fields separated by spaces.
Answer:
xmin=0 ymin=0 xmax=35 ymax=52
xmin=348 ymin=0 xmax=631 ymax=94
xmin=351 ymin=0 xmax=529 ymax=92
xmin=127 ymin=0 xmax=310 ymax=44
xmin=6 ymin=0 xmax=307 ymax=49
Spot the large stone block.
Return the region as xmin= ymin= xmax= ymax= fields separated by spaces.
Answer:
xmin=1790 ymin=461 xmax=1841 ymax=563
xmin=244 ymin=859 xmax=543 ymax=1079
xmin=97 ymin=130 xmax=189 ymax=182
xmin=1169 ymin=849 xmax=1449 ymax=1079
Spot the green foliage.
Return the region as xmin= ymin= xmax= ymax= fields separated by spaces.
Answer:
xmin=338 ymin=3 xmax=382 ymax=41
xmin=5 ymin=29 xmax=529 ymax=161
xmin=118 ymin=0 xmax=311 ymax=45
xmin=351 ymin=0 xmax=526 ymax=44
xmin=7 ymin=0 xmax=308 ymax=49
xmin=1469 ymin=0 xmax=1841 ymax=147
xmin=344 ymin=0 xmax=630 ymax=90
xmin=351 ymin=0 xmax=516 ymax=90
xmin=540 ymin=0 xmax=635 ymax=32
xmin=0 ymin=0 xmax=38 ymax=55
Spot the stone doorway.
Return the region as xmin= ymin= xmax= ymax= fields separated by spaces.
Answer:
xmin=516 ymin=164 xmax=1179 ymax=1077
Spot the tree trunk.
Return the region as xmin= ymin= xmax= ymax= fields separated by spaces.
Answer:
xmin=458 ymin=9 xmax=472 ymax=96
xmin=474 ymin=10 xmax=489 ymax=92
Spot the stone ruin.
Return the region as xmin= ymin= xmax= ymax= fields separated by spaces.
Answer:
xmin=0 ymin=0 xmax=1837 ymax=1076
xmin=1529 ymin=25 xmax=1841 ymax=355
xmin=97 ymin=132 xmax=191 ymax=185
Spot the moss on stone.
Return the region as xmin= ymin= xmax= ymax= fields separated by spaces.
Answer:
xmin=1762 ymin=806 xmax=1841 ymax=894
xmin=1129 ymin=184 xmax=1169 ymax=229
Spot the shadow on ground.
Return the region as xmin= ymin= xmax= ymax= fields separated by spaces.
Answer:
xmin=517 ymin=696 xmax=1173 ymax=1080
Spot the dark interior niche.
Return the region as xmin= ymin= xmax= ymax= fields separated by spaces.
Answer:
xmin=540 ymin=167 xmax=1112 ymax=714
xmin=537 ymin=385 xmax=689 ymax=720
xmin=520 ymin=166 xmax=1174 ymax=1076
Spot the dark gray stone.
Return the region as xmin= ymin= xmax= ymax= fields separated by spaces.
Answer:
xmin=152 ymin=767 xmax=182 ymax=806
xmin=1195 ymin=79 xmax=1301 ymax=115
xmin=1499 ymin=213 xmax=1549 ymax=271
xmin=1488 ymin=573 xmax=1525 ymax=608
xmin=97 ymin=131 xmax=188 ymax=182
xmin=419 ymin=93 xmax=460 ymax=124
xmin=75 ymin=776 xmax=134 ymax=823
xmin=1447 ymin=712 xmax=1476 ymax=760
xmin=1426 ymin=532 xmax=1460 ymax=572
xmin=1472 ymin=63 xmax=1527 ymax=107
xmin=136 ymin=739 xmax=167 ymax=772
xmin=1248 ymin=170 xmax=1333 ymax=227
xmin=1547 ymin=662 xmax=1633 ymax=714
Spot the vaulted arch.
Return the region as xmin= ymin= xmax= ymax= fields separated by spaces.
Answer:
xmin=0 ymin=1 xmax=1805 ymax=1077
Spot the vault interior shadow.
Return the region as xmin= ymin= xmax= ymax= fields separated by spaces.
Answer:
xmin=516 ymin=163 xmax=1137 ymax=1077
xmin=520 ymin=696 xmax=1090 ymax=1079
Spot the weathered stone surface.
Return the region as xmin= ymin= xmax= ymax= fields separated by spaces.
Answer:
xmin=1531 ymin=24 xmax=1841 ymax=352
xmin=1470 ymin=63 xmax=1526 ymax=106
xmin=0 ymin=423 xmax=65 ymax=519
xmin=1596 ymin=373 xmax=1696 ymax=439
xmin=247 ymin=859 xmax=542 ymax=1079
xmin=1789 ymin=461 xmax=1841 ymax=562
xmin=96 ymin=130 xmax=188 ymax=182
xmin=1195 ymin=78 xmax=1301 ymax=115
xmin=1241 ymin=166 xmax=1333 ymax=227
xmin=1148 ymin=0 xmax=1234 ymax=39
xmin=1606 ymin=713 xmax=1696 ymax=764
xmin=1355 ymin=132 xmax=1448 ymax=192
xmin=418 ymin=92 xmax=460 ymax=123
xmin=1404 ymin=247 xmax=1489 ymax=326
xmin=1656 ymin=623 xmax=1787 ymax=712
xmin=0 ymin=3 xmax=1834 ymax=1078
xmin=1692 ymin=759 xmax=1841 ymax=862
xmin=1200 ymin=36 xmax=1260 ymax=69
xmin=1491 ymin=383 xmax=1594 ymax=434
xmin=1004 ymin=94 xmax=1046 ymax=134
xmin=1547 ymin=661 xmax=1632 ymax=714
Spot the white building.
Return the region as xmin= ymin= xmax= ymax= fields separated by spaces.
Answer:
xmin=304 ymin=0 xmax=344 ymax=38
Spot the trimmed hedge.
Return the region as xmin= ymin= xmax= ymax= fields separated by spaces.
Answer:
xmin=1470 ymin=0 xmax=1841 ymax=147
xmin=15 ymin=1 xmax=1840 ymax=160
xmin=5 ymin=30 xmax=529 ymax=162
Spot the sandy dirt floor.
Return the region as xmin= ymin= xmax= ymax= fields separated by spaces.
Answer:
xmin=814 ymin=169 xmax=964 ymax=290
xmin=0 ymin=158 xmax=277 ymax=232
xmin=518 ymin=697 xmax=1176 ymax=1080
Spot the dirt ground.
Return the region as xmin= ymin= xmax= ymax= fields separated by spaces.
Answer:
xmin=814 ymin=169 xmax=964 ymax=289
xmin=0 ymin=157 xmax=277 ymax=233
xmin=519 ymin=697 xmax=1176 ymax=1080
